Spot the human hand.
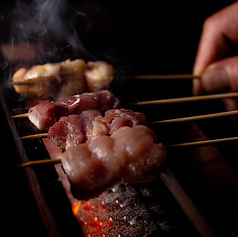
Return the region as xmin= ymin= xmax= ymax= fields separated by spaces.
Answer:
xmin=193 ymin=2 xmax=238 ymax=100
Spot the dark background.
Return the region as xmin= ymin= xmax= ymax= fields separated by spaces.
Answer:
xmin=0 ymin=0 xmax=236 ymax=236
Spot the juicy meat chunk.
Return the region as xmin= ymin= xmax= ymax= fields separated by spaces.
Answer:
xmin=62 ymin=140 xmax=120 ymax=200
xmin=60 ymin=125 xmax=167 ymax=200
xmin=85 ymin=61 xmax=116 ymax=92
xmin=48 ymin=109 xmax=145 ymax=150
xmin=102 ymin=109 xmax=146 ymax=135
xmin=48 ymin=111 xmax=101 ymax=151
xmin=57 ymin=59 xmax=86 ymax=100
xmin=28 ymin=90 xmax=121 ymax=132
xmin=13 ymin=59 xmax=86 ymax=100
xmin=12 ymin=59 xmax=117 ymax=100
xmin=111 ymin=125 xmax=166 ymax=183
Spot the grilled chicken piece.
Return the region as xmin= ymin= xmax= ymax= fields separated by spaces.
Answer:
xmin=13 ymin=59 xmax=86 ymax=100
xmin=49 ymin=111 xmax=101 ymax=151
xmin=48 ymin=109 xmax=146 ymax=151
xmin=85 ymin=61 xmax=116 ymax=92
xmin=28 ymin=90 xmax=121 ymax=132
xmin=60 ymin=125 xmax=167 ymax=200
xmin=12 ymin=59 xmax=116 ymax=100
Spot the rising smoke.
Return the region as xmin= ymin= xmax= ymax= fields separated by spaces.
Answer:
xmin=7 ymin=0 xmax=93 ymax=64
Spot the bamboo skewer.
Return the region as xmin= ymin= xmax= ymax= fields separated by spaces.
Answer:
xmin=127 ymin=92 xmax=238 ymax=106
xmin=150 ymin=110 xmax=238 ymax=124
xmin=167 ymin=136 xmax=238 ymax=148
xmin=18 ymin=158 xmax=62 ymax=167
xmin=126 ymin=74 xmax=200 ymax=80
xmin=21 ymin=133 xmax=48 ymax=139
xmin=12 ymin=113 xmax=28 ymax=118
xmin=8 ymin=81 xmax=33 ymax=86
xmin=18 ymin=136 xmax=238 ymax=167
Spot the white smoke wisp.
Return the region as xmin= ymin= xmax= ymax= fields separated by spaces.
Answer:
xmin=8 ymin=0 xmax=93 ymax=64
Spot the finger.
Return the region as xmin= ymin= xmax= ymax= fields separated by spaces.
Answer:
xmin=193 ymin=2 xmax=238 ymax=95
xmin=199 ymin=56 xmax=238 ymax=94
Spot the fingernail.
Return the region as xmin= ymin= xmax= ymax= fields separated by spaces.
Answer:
xmin=202 ymin=66 xmax=230 ymax=93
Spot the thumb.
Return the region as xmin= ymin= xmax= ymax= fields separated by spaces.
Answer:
xmin=197 ymin=56 xmax=238 ymax=94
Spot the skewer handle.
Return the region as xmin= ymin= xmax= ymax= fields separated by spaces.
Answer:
xmin=127 ymin=92 xmax=238 ymax=106
xmin=127 ymin=74 xmax=200 ymax=80
xmin=168 ymin=137 xmax=238 ymax=148
xmin=8 ymin=81 xmax=33 ymax=86
xmin=151 ymin=110 xmax=238 ymax=124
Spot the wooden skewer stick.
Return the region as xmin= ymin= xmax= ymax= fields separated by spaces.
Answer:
xmin=150 ymin=110 xmax=238 ymax=124
xmin=126 ymin=74 xmax=200 ymax=80
xmin=18 ymin=158 xmax=62 ymax=167
xmin=9 ymin=74 xmax=199 ymax=85
xmin=8 ymin=81 xmax=33 ymax=86
xmin=12 ymin=113 xmax=29 ymax=118
xmin=21 ymin=133 xmax=48 ymax=139
xmin=168 ymin=136 xmax=238 ymax=148
xmin=18 ymin=136 xmax=238 ymax=167
xmin=127 ymin=92 xmax=238 ymax=106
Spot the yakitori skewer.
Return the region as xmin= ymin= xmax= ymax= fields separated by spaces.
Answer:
xmin=11 ymin=60 xmax=117 ymax=101
xmin=10 ymin=74 xmax=199 ymax=86
xmin=21 ymin=110 xmax=238 ymax=139
xmin=127 ymin=92 xmax=238 ymax=106
xmin=19 ymin=109 xmax=238 ymax=140
xmin=18 ymin=136 xmax=238 ymax=168
xmin=11 ymin=92 xmax=238 ymax=119
xmin=127 ymin=74 xmax=200 ymax=80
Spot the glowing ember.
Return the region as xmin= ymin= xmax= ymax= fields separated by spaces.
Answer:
xmin=72 ymin=201 xmax=81 ymax=216
xmin=77 ymin=198 xmax=114 ymax=237
xmin=83 ymin=201 xmax=93 ymax=211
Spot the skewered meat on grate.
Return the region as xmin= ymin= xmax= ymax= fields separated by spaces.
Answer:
xmin=60 ymin=125 xmax=167 ymax=200
xmin=48 ymin=109 xmax=146 ymax=151
xmin=12 ymin=59 xmax=116 ymax=100
xmin=28 ymin=90 xmax=121 ymax=132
